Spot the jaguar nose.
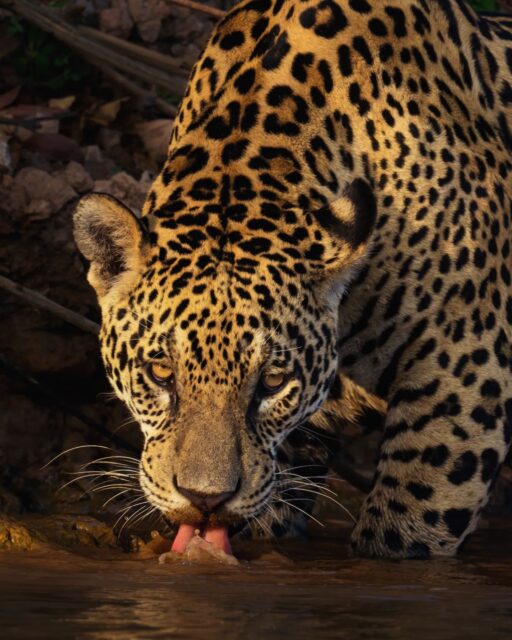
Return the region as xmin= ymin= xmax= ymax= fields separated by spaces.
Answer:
xmin=176 ymin=484 xmax=236 ymax=513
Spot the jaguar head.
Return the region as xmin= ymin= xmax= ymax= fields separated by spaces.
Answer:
xmin=73 ymin=179 xmax=375 ymax=543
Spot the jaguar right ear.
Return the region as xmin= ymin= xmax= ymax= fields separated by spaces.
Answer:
xmin=73 ymin=193 xmax=149 ymax=301
xmin=308 ymin=178 xmax=377 ymax=301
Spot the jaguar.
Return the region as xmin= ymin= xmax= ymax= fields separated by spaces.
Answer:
xmin=73 ymin=0 xmax=512 ymax=558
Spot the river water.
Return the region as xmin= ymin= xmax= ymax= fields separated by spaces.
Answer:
xmin=1 ymin=522 xmax=512 ymax=639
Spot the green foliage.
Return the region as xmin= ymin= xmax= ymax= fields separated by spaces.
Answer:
xmin=7 ymin=17 xmax=88 ymax=92
xmin=468 ymin=0 xmax=499 ymax=11
xmin=156 ymin=89 xmax=181 ymax=106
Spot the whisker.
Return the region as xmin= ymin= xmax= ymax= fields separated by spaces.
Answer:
xmin=273 ymin=497 xmax=324 ymax=528
xmin=41 ymin=444 xmax=114 ymax=469
xmin=281 ymin=484 xmax=355 ymax=522
xmin=276 ymin=464 xmax=327 ymax=474
xmin=279 ymin=476 xmax=339 ymax=498
xmin=102 ymin=488 xmax=137 ymax=507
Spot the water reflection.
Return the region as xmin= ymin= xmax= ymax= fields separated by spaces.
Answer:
xmin=2 ymin=524 xmax=512 ymax=639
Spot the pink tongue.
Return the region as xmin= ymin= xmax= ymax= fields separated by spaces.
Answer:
xmin=203 ymin=527 xmax=232 ymax=555
xmin=171 ymin=524 xmax=232 ymax=555
xmin=171 ymin=524 xmax=196 ymax=553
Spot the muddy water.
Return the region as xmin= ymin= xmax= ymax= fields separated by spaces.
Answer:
xmin=2 ymin=522 xmax=512 ymax=640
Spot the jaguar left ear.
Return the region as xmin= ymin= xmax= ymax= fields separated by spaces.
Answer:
xmin=73 ymin=193 xmax=149 ymax=301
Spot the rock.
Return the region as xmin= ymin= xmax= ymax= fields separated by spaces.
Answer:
xmin=23 ymin=133 xmax=84 ymax=163
xmin=0 ymin=139 xmax=12 ymax=174
xmin=100 ymin=0 xmax=133 ymax=38
xmin=25 ymin=198 xmax=53 ymax=220
xmin=0 ymin=514 xmax=119 ymax=551
xmin=83 ymin=145 xmax=116 ymax=180
xmin=94 ymin=171 xmax=150 ymax=214
xmin=63 ymin=161 xmax=94 ymax=194
xmin=12 ymin=168 xmax=77 ymax=218
xmin=127 ymin=0 xmax=170 ymax=42
xmin=30 ymin=515 xmax=118 ymax=549
xmin=98 ymin=128 xmax=122 ymax=151
xmin=0 ymin=516 xmax=36 ymax=551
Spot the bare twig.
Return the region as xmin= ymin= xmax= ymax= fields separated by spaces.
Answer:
xmin=166 ymin=0 xmax=225 ymax=19
xmin=0 ymin=112 xmax=77 ymax=130
xmin=0 ymin=274 xmax=100 ymax=336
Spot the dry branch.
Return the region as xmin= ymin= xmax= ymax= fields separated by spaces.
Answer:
xmin=2 ymin=0 xmax=187 ymax=99
xmin=78 ymin=26 xmax=190 ymax=78
xmin=0 ymin=274 xmax=100 ymax=335
xmin=166 ymin=0 xmax=225 ymax=19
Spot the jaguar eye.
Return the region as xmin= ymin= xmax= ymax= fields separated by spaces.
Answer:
xmin=260 ymin=371 xmax=287 ymax=395
xmin=147 ymin=362 xmax=174 ymax=387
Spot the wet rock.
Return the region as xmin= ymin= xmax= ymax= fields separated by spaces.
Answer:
xmin=136 ymin=530 xmax=172 ymax=559
xmin=31 ymin=514 xmax=118 ymax=549
xmin=0 ymin=516 xmax=36 ymax=551
xmin=0 ymin=514 xmax=119 ymax=551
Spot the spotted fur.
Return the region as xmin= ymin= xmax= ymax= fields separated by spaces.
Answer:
xmin=74 ymin=0 xmax=512 ymax=558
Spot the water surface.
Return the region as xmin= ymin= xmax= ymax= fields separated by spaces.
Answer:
xmin=2 ymin=522 xmax=512 ymax=639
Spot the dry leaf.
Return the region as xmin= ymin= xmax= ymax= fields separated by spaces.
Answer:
xmin=48 ymin=95 xmax=76 ymax=111
xmin=87 ymin=98 xmax=128 ymax=126
xmin=0 ymin=86 xmax=21 ymax=111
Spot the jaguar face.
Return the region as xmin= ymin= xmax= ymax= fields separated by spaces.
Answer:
xmin=73 ymin=177 xmax=375 ymax=533
xmin=81 ymin=234 xmax=339 ymax=528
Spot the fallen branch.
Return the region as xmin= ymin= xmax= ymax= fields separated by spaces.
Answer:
xmin=0 ymin=112 xmax=77 ymax=131
xmin=2 ymin=0 xmax=187 ymax=98
xmin=0 ymin=274 xmax=100 ymax=336
xmin=78 ymin=26 xmax=190 ymax=78
xmin=166 ymin=0 xmax=225 ymax=19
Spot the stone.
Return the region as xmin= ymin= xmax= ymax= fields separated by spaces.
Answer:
xmin=100 ymin=0 xmax=133 ymax=38
xmin=12 ymin=168 xmax=77 ymax=216
xmin=0 ymin=139 xmax=12 ymax=174
xmin=127 ymin=0 xmax=170 ymax=42
xmin=94 ymin=171 xmax=151 ymax=214
xmin=63 ymin=161 xmax=94 ymax=194
xmin=0 ymin=516 xmax=36 ymax=551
